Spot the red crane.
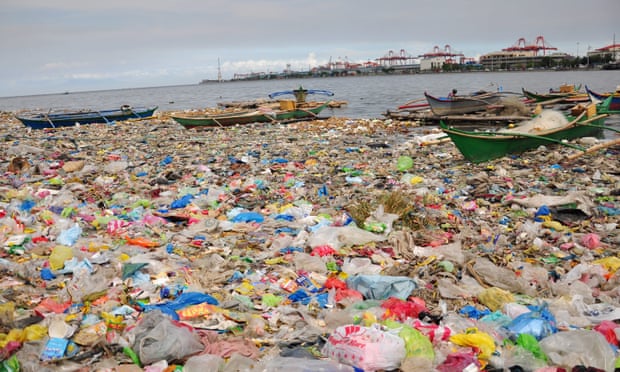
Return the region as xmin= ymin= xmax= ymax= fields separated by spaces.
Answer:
xmin=376 ymin=49 xmax=416 ymax=66
xmin=502 ymin=36 xmax=558 ymax=56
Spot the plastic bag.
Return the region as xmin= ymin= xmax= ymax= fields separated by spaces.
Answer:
xmin=322 ymin=324 xmax=406 ymax=371
xmin=253 ymin=356 xmax=355 ymax=372
xmin=383 ymin=319 xmax=434 ymax=361
xmin=436 ymin=351 xmax=480 ymax=372
xmin=307 ymin=225 xmax=387 ymax=251
xmin=477 ymin=287 xmax=515 ymax=312
xmin=140 ymin=292 xmax=219 ymax=321
xmin=48 ymin=245 xmax=74 ymax=271
xmin=449 ymin=328 xmax=496 ymax=360
xmin=56 ymin=223 xmax=82 ymax=246
xmin=396 ymin=155 xmax=414 ymax=171
xmin=346 ymin=275 xmax=417 ymax=300
xmin=183 ymin=353 xmax=224 ymax=372
xmin=504 ymin=304 xmax=557 ymax=341
xmin=539 ymin=330 xmax=615 ymax=372
xmin=131 ymin=310 xmax=204 ymax=365
xmin=594 ymin=320 xmax=619 ymax=346
xmin=381 ymin=297 xmax=427 ymax=322
xmin=515 ymin=333 xmax=547 ymax=362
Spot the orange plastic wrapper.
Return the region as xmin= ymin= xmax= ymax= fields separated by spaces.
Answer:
xmin=34 ymin=298 xmax=72 ymax=316
xmin=124 ymin=236 xmax=159 ymax=248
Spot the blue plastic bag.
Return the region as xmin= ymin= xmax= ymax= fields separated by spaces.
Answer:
xmin=141 ymin=292 xmax=219 ymax=320
xmin=56 ymin=224 xmax=82 ymax=246
xmin=170 ymin=194 xmax=193 ymax=209
xmin=505 ymin=303 xmax=557 ymax=340
xmin=231 ymin=212 xmax=264 ymax=223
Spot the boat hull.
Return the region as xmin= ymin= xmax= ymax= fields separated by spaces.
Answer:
xmin=522 ymin=88 xmax=589 ymax=104
xmin=586 ymin=86 xmax=620 ymax=113
xmin=16 ymin=106 xmax=158 ymax=129
xmin=172 ymin=102 xmax=330 ymax=129
xmin=440 ymin=113 xmax=608 ymax=163
xmin=424 ymin=92 xmax=501 ymax=115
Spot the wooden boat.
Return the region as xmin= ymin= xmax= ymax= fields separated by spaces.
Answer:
xmin=424 ymin=91 xmax=502 ymax=115
xmin=521 ymin=88 xmax=589 ymax=104
xmin=550 ymin=83 xmax=582 ymax=94
xmin=268 ymin=87 xmax=334 ymax=101
xmin=16 ymin=105 xmax=158 ymax=129
xmin=171 ymin=101 xmax=331 ymax=129
xmin=217 ymin=87 xmax=334 ymax=109
xmin=439 ymin=104 xmax=609 ymax=163
xmin=586 ymin=85 xmax=620 ymax=113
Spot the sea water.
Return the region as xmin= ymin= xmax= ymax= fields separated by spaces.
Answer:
xmin=1 ymin=70 xmax=618 ymax=126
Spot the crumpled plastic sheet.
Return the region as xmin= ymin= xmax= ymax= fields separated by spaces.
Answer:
xmin=346 ymin=275 xmax=417 ymax=300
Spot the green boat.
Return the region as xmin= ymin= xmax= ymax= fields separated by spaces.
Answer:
xmin=171 ymin=101 xmax=331 ymax=129
xmin=440 ymin=107 xmax=609 ymax=163
xmin=521 ymin=87 xmax=589 ymax=104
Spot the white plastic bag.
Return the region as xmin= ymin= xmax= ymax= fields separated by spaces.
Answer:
xmin=322 ymin=324 xmax=406 ymax=371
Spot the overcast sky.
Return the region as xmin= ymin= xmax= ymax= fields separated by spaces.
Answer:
xmin=1 ymin=0 xmax=618 ymax=97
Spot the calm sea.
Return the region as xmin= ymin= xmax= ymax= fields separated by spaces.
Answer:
xmin=1 ymin=70 xmax=619 ymax=121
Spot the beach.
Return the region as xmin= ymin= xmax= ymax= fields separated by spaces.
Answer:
xmin=0 ymin=109 xmax=619 ymax=371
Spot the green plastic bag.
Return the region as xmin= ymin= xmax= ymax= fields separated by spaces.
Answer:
xmin=0 ymin=355 xmax=19 ymax=372
xmin=516 ymin=333 xmax=547 ymax=361
xmin=396 ymin=156 xmax=414 ymax=171
xmin=384 ymin=319 xmax=434 ymax=360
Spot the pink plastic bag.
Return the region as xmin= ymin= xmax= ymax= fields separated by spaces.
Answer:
xmin=581 ymin=233 xmax=601 ymax=249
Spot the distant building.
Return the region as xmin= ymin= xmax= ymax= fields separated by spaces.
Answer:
xmin=479 ymin=36 xmax=571 ymax=70
xmin=420 ymin=56 xmax=446 ymax=71
xmin=587 ymin=43 xmax=620 ymax=62
xmin=215 ymin=35 xmax=616 ymax=82
xmin=419 ymin=45 xmax=465 ymax=71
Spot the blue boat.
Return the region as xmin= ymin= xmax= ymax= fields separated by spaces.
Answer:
xmin=16 ymin=105 xmax=158 ymax=129
xmin=586 ymin=85 xmax=620 ymax=114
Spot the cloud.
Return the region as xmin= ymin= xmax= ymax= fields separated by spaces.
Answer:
xmin=0 ymin=0 xmax=618 ymax=96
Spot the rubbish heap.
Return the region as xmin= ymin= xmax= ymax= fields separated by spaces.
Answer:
xmin=0 ymin=111 xmax=619 ymax=371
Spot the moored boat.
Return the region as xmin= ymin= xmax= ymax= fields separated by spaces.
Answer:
xmin=586 ymin=85 xmax=620 ymax=113
xmin=16 ymin=105 xmax=158 ymax=129
xmin=171 ymin=101 xmax=331 ymax=129
xmin=440 ymin=104 xmax=609 ymax=163
xmin=521 ymin=87 xmax=589 ymax=104
xmin=424 ymin=91 xmax=502 ymax=115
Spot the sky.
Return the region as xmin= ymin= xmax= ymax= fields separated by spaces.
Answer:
xmin=1 ymin=0 xmax=618 ymax=97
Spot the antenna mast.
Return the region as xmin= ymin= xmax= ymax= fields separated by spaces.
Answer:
xmin=217 ymin=58 xmax=222 ymax=82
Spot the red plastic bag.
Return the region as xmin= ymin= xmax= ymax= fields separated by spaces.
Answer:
xmin=594 ymin=320 xmax=619 ymax=346
xmin=335 ymin=289 xmax=364 ymax=303
xmin=311 ymin=245 xmax=338 ymax=257
xmin=381 ymin=297 xmax=427 ymax=322
xmin=436 ymin=351 xmax=480 ymax=372
xmin=324 ymin=277 xmax=347 ymax=290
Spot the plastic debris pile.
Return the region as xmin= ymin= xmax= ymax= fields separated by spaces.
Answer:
xmin=0 ymin=111 xmax=619 ymax=371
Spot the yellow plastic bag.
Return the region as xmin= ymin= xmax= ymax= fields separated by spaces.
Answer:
xmin=594 ymin=257 xmax=620 ymax=273
xmin=477 ymin=287 xmax=515 ymax=312
xmin=450 ymin=328 xmax=496 ymax=360
xmin=24 ymin=324 xmax=47 ymax=341
xmin=49 ymin=245 xmax=74 ymax=270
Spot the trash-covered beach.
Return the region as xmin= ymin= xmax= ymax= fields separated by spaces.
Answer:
xmin=0 ymin=110 xmax=619 ymax=371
